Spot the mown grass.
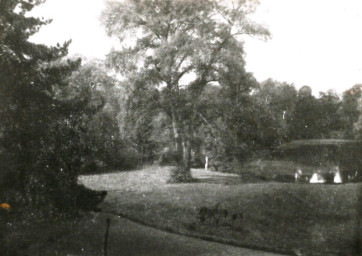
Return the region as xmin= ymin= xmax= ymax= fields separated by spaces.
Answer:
xmin=80 ymin=165 xmax=361 ymax=256
xmin=0 ymin=212 xmax=107 ymax=256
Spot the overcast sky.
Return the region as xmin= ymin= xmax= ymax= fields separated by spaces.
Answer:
xmin=29 ymin=0 xmax=362 ymax=96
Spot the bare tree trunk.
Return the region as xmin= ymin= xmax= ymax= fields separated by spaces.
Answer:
xmin=182 ymin=137 xmax=191 ymax=168
xmin=182 ymin=120 xmax=192 ymax=171
xmin=169 ymin=109 xmax=192 ymax=182
xmin=171 ymin=110 xmax=183 ymax=163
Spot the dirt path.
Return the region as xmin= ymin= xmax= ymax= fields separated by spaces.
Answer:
xmin=99 ymin=213 xmax=285 ymax=256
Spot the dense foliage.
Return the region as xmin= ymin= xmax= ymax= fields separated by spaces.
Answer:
xmin=0 ymin=0 xmax=106 ymax=216
xmin=1 ymin=0 xmax=361 ymax=211
xmin=102 ymin=0 xmax=270 ymax=181
xmin=100 ymin=0 xmax=362 ymax=178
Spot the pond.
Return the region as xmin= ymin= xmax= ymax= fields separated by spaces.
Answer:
xmin=274 ymin=139 xmax=362 ymax=183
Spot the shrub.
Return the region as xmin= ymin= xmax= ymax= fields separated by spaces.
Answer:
xmin=168 ymin=166 xmax=194 ymax=183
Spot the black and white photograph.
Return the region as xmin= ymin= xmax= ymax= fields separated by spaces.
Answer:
xmin=0 ymin=0 xmax=361 ymax=255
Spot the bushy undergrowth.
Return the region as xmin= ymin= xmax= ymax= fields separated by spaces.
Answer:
xmin=168 ymin=166 xmax=195 ymax=183
xmin=80 ymin=151 xmax=139 ymax=174
xmin=0 ymin=183 xmax=107 ymax=256
xmin=0 ymin=178 xmax=107 ymax=229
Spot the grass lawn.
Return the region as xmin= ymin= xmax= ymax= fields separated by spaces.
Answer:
xmin=0 ymin=212 xmax=107 ymax=256
xmin=0 ymin=200 xmax=283 ymax=256
xmin=80 ymin=165 xmax=361 ymax=256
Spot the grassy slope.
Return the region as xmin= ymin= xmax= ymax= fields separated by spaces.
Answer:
xmin=80 ymin=166 xmax=361 ymax=256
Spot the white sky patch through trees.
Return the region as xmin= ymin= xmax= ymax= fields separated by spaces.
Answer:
xmin=29 ymin=0 xmax=362 ymax=95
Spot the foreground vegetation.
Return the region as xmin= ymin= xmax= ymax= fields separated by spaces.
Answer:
xmin=81 ymin=166 xmax=361 ymax=256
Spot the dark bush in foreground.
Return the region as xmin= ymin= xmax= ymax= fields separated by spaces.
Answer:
xmin=72 ymin=185 xmax=107 ymax=212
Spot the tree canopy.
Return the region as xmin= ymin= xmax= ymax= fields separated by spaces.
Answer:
xmin=102 ymin=0 xmax=270 ymax=181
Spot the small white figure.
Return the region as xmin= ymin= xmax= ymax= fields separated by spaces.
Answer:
xmin=295 ymin=169 xmax=302 ymax=182
xmin=334 ymin=167 xmax=342 ymax=183
xmin=310 ymin=170 xmax=325 ymax=183
xmin=205 ymin=156 xmax=208 ymax=170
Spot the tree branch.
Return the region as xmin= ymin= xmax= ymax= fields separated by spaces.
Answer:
xmin=175 ymin=65 xmax=193 ymax=83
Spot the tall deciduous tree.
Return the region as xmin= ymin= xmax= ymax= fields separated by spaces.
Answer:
xmin=339 ymin=84 xmax=362 ymax=138
xmin=317 ymin=90 xmax=342 ymax=138
xmin=120 ymin=74 xmax=160 ymax=165
xmin=254 ymin=79 xmax=297 ymax=144
xmin=63 ymin=61 xmax=129 ymax=173
xmin=102 ymin=0 xmax=269 ymax=181
xmin=289 ymin=86 xmax=321 ymax=140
